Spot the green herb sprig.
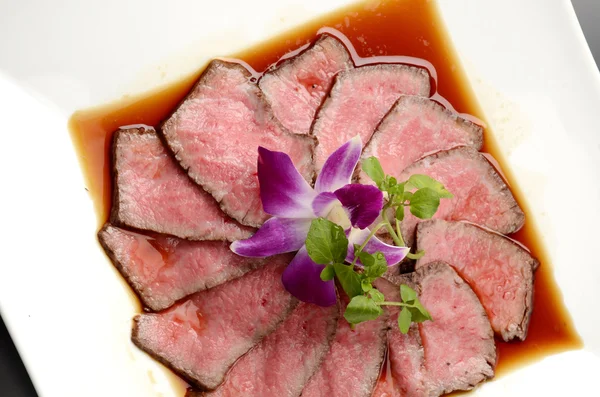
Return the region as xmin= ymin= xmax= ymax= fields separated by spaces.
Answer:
xmin=305 ymin=157 xmax=452 ymax=333
xmin=307 ymin=218 xmax=431 ymax=332
xmin=362 ymin=157 xmax=453 ymax=258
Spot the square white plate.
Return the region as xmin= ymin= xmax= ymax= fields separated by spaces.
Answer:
xmin=1 ymin=1 xmax=600 ymax=396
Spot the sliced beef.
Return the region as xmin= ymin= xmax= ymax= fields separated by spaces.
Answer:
xmin=301 ymin=295 xmax=387 ymax=397
xmin=359 ymin=96 xmax=483 ymax=183
xmin=373 ymin=278 xmax=427 ymax=397
xmin=132 ymin=257 xmax=297 ymax=390
xmin=160 ymin=60 xmax=315 ymax=227
xmin=399 ymin=146 xmax=525 ymax=247
xmin=111 ymin=127 xmax=253 ymax=241
xmin=259 ymin=34 xmax=353 ymax=135
xmin=312 ymin=64 xmax=430 ymax=172
xmin=395 ymin=262 xmax=496 ymax=396
xmin=98 ymin=224 xmax=265 ymax=311
xmin=188 ymin=302 xmax=338 ymax=397
xmin=416 ymin=220 xmax=538 ymax=341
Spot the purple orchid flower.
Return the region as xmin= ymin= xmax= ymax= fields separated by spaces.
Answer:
xmin=230 ymin=136 xmax=409 ymax=307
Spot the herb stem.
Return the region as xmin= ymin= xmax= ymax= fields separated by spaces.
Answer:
xmin=376 ymin=301 xmax=417 ymax=308
xmin=381 ymin=207 xmax=404 ymax=247
xmin=394 ymin=218 xmax=405 ymax=247
xmin=406 ymin=250 xmax=425 ymax=260
xmin=351 ymin=221 xmax=388 ymax=267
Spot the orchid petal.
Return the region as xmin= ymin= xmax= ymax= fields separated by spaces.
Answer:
xmin=334 ymin=184 xmax=384 ymax=229
xmin=312 ymin=192 xmax=340 ymax=217
xmin=258 ymin=147 xmax=316 ymax=218
xmin=346 ymin=228 xmax=409 ymax=266
xmin=282 ymin=246 xmax=337 ymax=307
xmin=315 ymin=136 xmax=362 ymax=193
xmin=230 ymin=218 xmax=311 ymax=257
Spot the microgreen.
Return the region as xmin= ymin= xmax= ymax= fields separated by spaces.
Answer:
xmin=361 ymin=157 xmax=453 ymax=247
xmin=320 ymin=265 xmax=335 ymax=281
xmin=398 ymin=284 xmax=433 ymax=327
xmin=361 ymin=157 xmax=386 ymax=187
xmin=333 ymin=262 xmax=363 ymax=299
xmin=305 ymin=218 xmax=348 ymax=264
xmin=305 ymin=218 xmax=433 ymax=333
xmin=300 ymin=156 xmax=451 ymax=332
xmin=344 ymin=295 xmax=383 ymax=324
xmin=409 ymin=187 xmax=441 ymax=219
xmin=369 ymin=288 xmax=385 ymax=303
xmin=405 ymin=174 xmax=454 ymax=198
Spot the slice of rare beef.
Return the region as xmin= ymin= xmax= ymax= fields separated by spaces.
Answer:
xmin=259 ymin=34 xmax=353 ymax=135
xmin=301 ymin=295 xmax=387 ymax=397
xmin=188 ymin=302 xmax=338 ymax=397
xmin=132 ymin=257 xmax=297 ymax=390
xmin=372 ymin=278 xmax=427 ymax=397
xmin=98 ymin=224 xmax=265 ymax=311
xmin=393 ymin=262 xmax=496 ymax=396
xmin=312 ymin=64 xmax=430 ymax=172
xmin=160 ymin=60 xmax=315 ymax=227
xmin=111 ymin=127 xmax=253 ymax=241
xmin=416 ymin=220 xmax=539 ymax=341
xmin=399 ymin=146 xmax=525 ymax=247
xmin=359 ymin=96 xmax=483 ymax=183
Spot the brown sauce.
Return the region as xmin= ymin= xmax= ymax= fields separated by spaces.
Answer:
xmin=69 ymin=0 xmax=582 ymax=385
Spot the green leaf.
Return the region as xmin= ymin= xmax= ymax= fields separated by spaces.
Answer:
xmin=402 ymin=191 xmax=413 ymax=202
xmin=333 ymin=263 xmax=363 ymax=299
xmin=411 ymin=298 xmax=433 ymax=322
xmin=320 ymin=265 xmax=335 ymax=281
xmin=395 ymin=204 xmax=405 ymax=221
xmin=344 ymin=296 xmax=384 ymax=325
xmin=388 ymin=182 xmax=406 ymax=196
xmin=398 ymin=307 xmax=412 ymax=334
xmin=361 ymin=279 xmax=373 ymax=292
xmin=362 ymin=157 xmax=385 ymax=187
xmin=400 ymin=285 xmax=433 ymax=323
xmin=358 ymin=251 xmax=375 ymax=268
xmin=305 ymin=218 xmax=349 ymax=264
xmin=369 ymin=289 xmax=385 ymax=303
xmin=388 ymin=176 xmax=397 ymax=187
xmin=405 ymin=174 xmax=453 ymax=198
xmin=363 ymin=251 xmax=388 ymax=279
xmin=400 ymin=284 xmax=418 ymax=303
xmin=408 ymin=306 xmax=432 ymax=323
xmin=409 ymin=188 xmax=441 ymax=219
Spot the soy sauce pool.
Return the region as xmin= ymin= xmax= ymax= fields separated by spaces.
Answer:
xmin=69 ymin=0 xmax=582 ymax=386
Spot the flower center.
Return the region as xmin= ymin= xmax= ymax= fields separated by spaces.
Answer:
xmin=325 ymin=203 xmax=351 ymax=230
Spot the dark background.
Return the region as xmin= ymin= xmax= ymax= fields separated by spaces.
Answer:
xmin=1 ymin=1 xmax=598 ymax=396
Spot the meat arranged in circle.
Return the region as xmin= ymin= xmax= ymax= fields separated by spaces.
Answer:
xmin=312 ymin=64 xmax=431 ymax=172
xmin=132 ymin=258 xmax=297 ymax=390
xmin=359 ymin=96 xmax=483 ymax=182
xmin=416 ymin=219 xmax=539 ymax=341
xmin=113 ymin=31 xmax=538 ymax=397
xmin=187 ymin=302 xmax=338 ymax=397
xmin=300 ymin=295 xmax=388 ymax=397
xmin=259 ymin=34 xmax=353 ymax=135
xmin=160 ymin=60 xmax=316 ymax=227
xmin=111 ymin=127 xmax=253 ymax=241
xmin=98 ymin=224 xmax=266 ymax=311
xmin=399 ymin=146 xmax=525 ymax=247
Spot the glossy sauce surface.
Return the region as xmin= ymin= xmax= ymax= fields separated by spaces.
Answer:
xmin=69 ymin=0 xmax=581 ymax=384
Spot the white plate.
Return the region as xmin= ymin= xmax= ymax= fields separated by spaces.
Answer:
xmin=1 ymin=1 xmax=600 ymax=396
